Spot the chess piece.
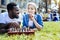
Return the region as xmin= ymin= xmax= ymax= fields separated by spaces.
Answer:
xmin=14 ymin=28 xmax=17 ymax=32
xmin=17 ymin=28 xmax=20 ymax=32
xmin=9 ymin=27 xmax=15 ymax=32
xmin=27 ymin=27 xmax=30 ymax=32
xmin=20 ymin=22 xmax=22 ymax=29
xmin=9 ymin=28 xmax=12 ymax=32
xmin=22 ymin=26 xmax=26 ymax=32
xmin=25 ymin=28 xmax=27 ymax=32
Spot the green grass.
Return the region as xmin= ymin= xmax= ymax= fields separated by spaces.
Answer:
xmin=0 ymin=21 xmax=60 ymax=40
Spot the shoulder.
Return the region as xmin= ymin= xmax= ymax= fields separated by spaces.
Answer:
xmin=0 ymin=12 xmax=8 ymax=17
xmin=36 ymin=13 xmax=42 ymax=18
xmin=23 ymin=13 xmax=29 ymax=17
xmin=35 ymin=14 xmax=43 ymax=21
xmin=0 ymin=12 xmax=8 ymax=23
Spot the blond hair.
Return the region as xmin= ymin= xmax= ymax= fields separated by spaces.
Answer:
xmin=27 ymin=2 xmax=38 ymax=14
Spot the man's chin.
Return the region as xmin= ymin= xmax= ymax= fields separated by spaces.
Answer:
xmin=15 ymin=16 xmax=19 ymax=19
xmin=13 ymin=16 xmax=19 ymax=19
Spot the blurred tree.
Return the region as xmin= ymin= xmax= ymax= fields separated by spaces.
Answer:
xmin=45 ymin=0 xmax=48 ymax=13
xmin=58 ymin=0 xmax=60 ymax=14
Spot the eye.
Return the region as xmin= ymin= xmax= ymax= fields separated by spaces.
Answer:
xmin=28 ymin=8 xmax=30 ymax=10
xmin=31 ymin=8 xmax=33 ymax=10
xmin=16 ymin=9 xmax=19 ymax=11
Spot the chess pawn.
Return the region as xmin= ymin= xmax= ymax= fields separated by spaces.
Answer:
xmin=22 ymin=28 xmax=25 ymax=32
xmin=12 ymin=28 xmax=15 ymax=32
xmin=20 ymin=28 xmax=22 ymax=32
xmin=27 ymin=27 xmax=30 ymax=32
xmin=23 ymin=29 xmax=25 ymax=32
xmin=10 ymin=27 xmax=14 ymax=32
xmin=19 ymin=28 xmax=21 ymax=32
xmin=14 ymin=28 xmax=17 ymax=32
xmin=16 ymin=28 xmax=20 ymax=32
xmin=26 ymin=28 xmax=28 ymax=32
xmin=9 ymin=28 xmax=12 ymax=31
xmin=23 ymin=26 xmax=26 ymax=32
xmin=20 ymin=22 xmax=22 ymax=29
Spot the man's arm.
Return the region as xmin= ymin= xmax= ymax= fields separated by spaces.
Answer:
xmin=0 ymin=22 xmax=20 ymax=29
xmin=0 ymin=23 xmax=7 ymax=29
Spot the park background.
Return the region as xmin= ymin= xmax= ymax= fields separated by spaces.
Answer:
xmin=0 ymin=0 xmax=60 ymax=40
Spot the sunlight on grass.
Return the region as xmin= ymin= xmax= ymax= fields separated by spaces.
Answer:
xmin=0 ymin=21 xmax=60 ymax=40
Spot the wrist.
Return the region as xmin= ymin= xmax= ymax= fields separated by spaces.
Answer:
xmin=32 ymin=18 xmax=35 ymax=22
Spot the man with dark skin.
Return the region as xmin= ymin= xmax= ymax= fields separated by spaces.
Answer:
xmin=0 ymin=3 xmax=20 ymax=33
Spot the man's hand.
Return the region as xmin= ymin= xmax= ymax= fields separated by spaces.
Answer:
xmin=8 ymin=22 xmax=20 ymax=28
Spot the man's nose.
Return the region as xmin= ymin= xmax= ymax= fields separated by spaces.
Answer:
xmin=16 ymin=11 xmax=19 ymax=13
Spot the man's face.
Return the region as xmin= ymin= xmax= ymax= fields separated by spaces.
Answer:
xmin=11 ymin=6 xmax=19 ymax=18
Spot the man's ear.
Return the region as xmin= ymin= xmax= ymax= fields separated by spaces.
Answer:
xmin=9 ymin=10 xmax=13 ymax=14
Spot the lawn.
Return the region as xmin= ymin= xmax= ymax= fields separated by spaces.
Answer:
xmin=0 ymin=21 xmax=60 ymax=40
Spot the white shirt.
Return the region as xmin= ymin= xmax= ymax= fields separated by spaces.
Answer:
xmin=0 ymin=12 xmax=21 ymax=24
xmin=28 ymin=19 xmax=33 ymax=27
xmin=48 ymin=13 xmax=52 ymax=21
xmin=18 ymin=13 xmax=23 ymax=23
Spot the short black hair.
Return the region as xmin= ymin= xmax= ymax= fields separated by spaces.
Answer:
xmin=7 ymin=2 xmax=17 ymax=11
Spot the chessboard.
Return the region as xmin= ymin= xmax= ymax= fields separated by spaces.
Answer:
xmin=8 ymin=28 xmax=34 ymax=35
